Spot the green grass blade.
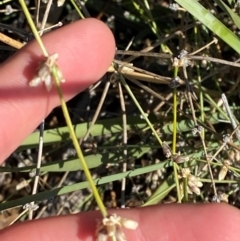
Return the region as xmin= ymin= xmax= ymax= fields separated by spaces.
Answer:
xmin=0 ymin=146 xmax=151 ymax=172
xmin=0 ymin=160 xmax=171 ymax=211
xmin=20 ymin=112 xmax=225 ymax=149
xmin=214 ymin=0 xmax=240 ymax=30
xmin=142 ymin=174 xmax=176 ymax=206
xmin=175 ymin=0 xmax=240 ymax=53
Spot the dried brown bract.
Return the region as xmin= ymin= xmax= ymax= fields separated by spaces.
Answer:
xmin=29 ymin=53 xmax=65 ymax=91
xmin=218 ymin=160 xmax=231 ymax=181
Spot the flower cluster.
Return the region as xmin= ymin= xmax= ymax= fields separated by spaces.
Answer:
xmin=96 ymin=214 xmax=138 ymax=241
xmin=180 ymin=168 xmax=203 ymax=196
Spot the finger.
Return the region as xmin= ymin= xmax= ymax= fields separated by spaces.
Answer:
xmin=0 ymin=18 xmax=115 ymax=162
xmin=0 ymin=204 xmax=239 ymax=241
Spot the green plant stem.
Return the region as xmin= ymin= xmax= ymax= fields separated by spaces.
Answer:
xmin=204 ymin=93 xmax=229 ymax=120
xmin=70 ymin=0 xmax=85 ymax=19
xmin=172 ymin=66 xmax=178 ymax=154
xmin=119 ymin=75 xmax=163 ymax=146
xmin=172 ymin=66 xmax=181 ymax=203
xmin=183 ymin=177 xmax=188 ymax=202
xmin=173 ymin=162 xmax=181 ymax=203
xmin=194 ymin=26 xmax=205 ymax=140
xmin=18 ymin=0 xmax=48 ymax=57
xmin=52 ymin=66 xmax=107 ymax=217
xmin=142 ymin=0 xmax=160 ymax=39
xmin=172 ymin=89 xmax=177 ymax=151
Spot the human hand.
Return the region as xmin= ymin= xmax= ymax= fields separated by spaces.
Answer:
xmin=0 ymin=18 xmax=239 ymax=241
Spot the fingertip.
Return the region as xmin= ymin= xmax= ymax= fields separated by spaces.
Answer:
xmin=1 ymin=204 xmax=240 ymax=241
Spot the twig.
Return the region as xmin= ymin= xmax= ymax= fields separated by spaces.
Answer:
xmin=116 ymin=50 xmax=240 ymax=68
xmin=221 ymin=93 xmax=240 ymax=142
xmin=118 ymin=81 xmax=127 ymax=208
xmin=28 ymin=120 xmax=45 ymax=220
xmin=39 ymin=0 xmax=53 ymax=36
xmin=82 ymin=81 xmax=111 ymax=141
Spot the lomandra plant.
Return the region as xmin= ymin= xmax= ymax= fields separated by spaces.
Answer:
xmin=2 ymin=0 xmax=240 ymax=240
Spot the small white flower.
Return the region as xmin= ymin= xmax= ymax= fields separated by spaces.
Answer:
xmin=23 ymin=203 xmax=39 ymax=211
xmin=29 ymin=53 xmax=65 ymax=91
xmin=118 ymin=63 xmax=134 ymax=74
xmin=180 ymin=168 xmax=203 ymax=196
xmin=57 ymin=0 xmax=66 ymax=6
xmin=96 ymin=214 xmax=138 ymax=241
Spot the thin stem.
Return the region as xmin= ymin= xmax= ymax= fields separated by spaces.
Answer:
xmin=116 ymin=50 xmax=240 ymax=68
xmin=69 ymin=0 xmax=85 ymax=19
xmin=29 ymin=120 xmax=45 ymax=220
xmin=35 ymin=0 xmax=40 ymax=27
xmin=189 ymin=38 xmax=217 ymax=55
xmin=75 ymin=0 xmax=91 ymax=17
xmin=183 ymin=65 xmax=198 ymax=126
xmin=172 ymin=66 xmax=181 ymax=203
xmin=222 ymin=93 xmax=240 ymax=142
xmin=83 ymin=81 xmax=111 ymax=141
xmin=118 ymin=81 xmax=127 ymax=208
xmin=119 ymin=75 xmax=163 ymax=147
xmin=51 ymin=66 xmax=108 ymax=217
xmin=172 ymin=66 xmax=178 ymax=154
xmin=39 ymin=0 xmax=53 ymax=36
xmin=173 ymin=162 xmax=181 ymax=203
xmin=18 ymin=0 xmax=48 ymax=57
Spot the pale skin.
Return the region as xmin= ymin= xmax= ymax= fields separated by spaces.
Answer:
xmin=0 ymin=18 xmax=240 ymax=241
